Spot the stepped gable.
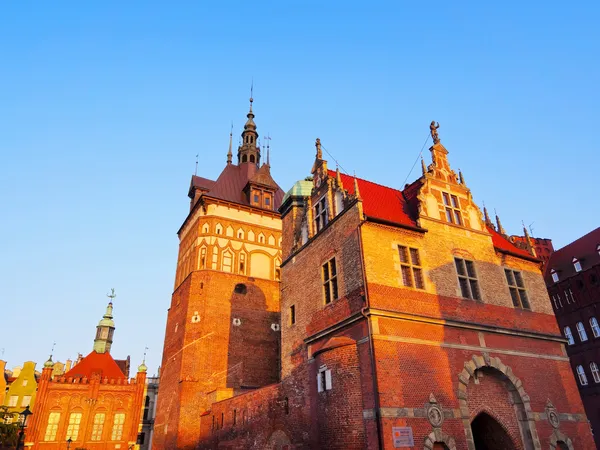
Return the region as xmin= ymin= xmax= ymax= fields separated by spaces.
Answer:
xmin=205 ymin=163 xmax=284 ymax=209
xmin=328 ymin=169 xmax=534 ymax=259
xmin=63 ymin=350 xmax=127 ymax=379
xmin=545 ymin=227 xmax=600 ymax=282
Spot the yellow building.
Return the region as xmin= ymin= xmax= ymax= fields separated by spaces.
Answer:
xmin=4 ymin=361 xmax=38 ymax=419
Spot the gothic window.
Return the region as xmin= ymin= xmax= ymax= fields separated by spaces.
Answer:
xmin=398 ymin=246 xmax=424 ymax=289
xmin=573 ymin=257 xmax=582 ymax=272
xmin=202 ymin=223 xmax=209 ymax=234
xmin=111 ymin=413 xmax=125 ymax=441
xmin=577 ymin=322 xmax=588 ymax=341
xmin=504 ymin=269 xmax=530 ymax=309
xmin=44 ymin=412 xmax=61 ymax=441
xmin=442 ymin=192 xmax=462 ymax=225
xmin=238 ymin=229 xmax=244 ymax=239
xmin=322 ymin=258 xmax=338 ymax=305
xmin=91 ymin=413 xmax=105 ymax=441
xmin=239 ymin=253 xmax=246 ymax=274
xmin=591 ymin=317 xmax=600 ymax=338
xmin=551 ymin=269 xmax=559 ymax=283
xmin=66 ymin=412 xmax=82 ymax=441
xmin=592 ymin=363 xmax=600 ymax=383
xmin=200 ymin=247 xmax=207 ymax=269
xmin=258 ymin=234 xmax=264 ymax=244
xmin=215 ymin=224 xmax=223 ymax=235
xmin=250 ymin=154 xmax=255 ymax=163
xmin=222 ymin=251 xmax=233 ymax=273
xmin=454 ymin=258 xmax=480 ymax=300
xmin=314 ymin=196 xmax=328 ymax=233
xmin=242 ymin=155 xmax=248 ymax=163
xmin=576 ymin=365 xmax=588 ymax=385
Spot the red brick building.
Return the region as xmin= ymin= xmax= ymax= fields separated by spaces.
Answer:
xmin=545 ymin=227 xmax=600 ymax=448
xmin=152 ymin=98 xmax=284 ymax=450
xmin=156 ymin=117 xmax=594 ymax=449
xmin=25 ymin=301 xmax=146 ymax=449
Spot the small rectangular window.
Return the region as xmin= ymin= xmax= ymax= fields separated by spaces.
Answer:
xmin=322 ymin=258 xmax=338 ymax=304
xmin=455 ymin=258 xmax=480 ymax=300
xmin=21 ymin=396 xmax=31 ymax=407
xmin=7 ymin=396 xmax=18 ymax=407
xmin=265 ymin=197 xmax=271 ymax=206
xmin=505 ymin=269 xmax=530 ymax=309
xmin=398 ymin=246 xmax=424 ymax=289
xmin=317 ymin=369 xmax=332 ymax=392
xmin=290 ymin=305 xmax=296 ymax=325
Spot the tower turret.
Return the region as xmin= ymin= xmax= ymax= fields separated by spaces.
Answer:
xmin=93 ymin=289 xmax=116 ymax=354
xmin=237 ymin=95 xmax=261 ymax=165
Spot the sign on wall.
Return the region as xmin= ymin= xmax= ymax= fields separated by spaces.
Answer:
xmin=392 ymin=427 xmax=414 ymax=448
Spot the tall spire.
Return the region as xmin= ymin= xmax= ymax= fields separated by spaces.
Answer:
xmin=238 ymin=86 xmax=260 ymax=165
xmin=227 ymin=123 xmax=233 ymax=164
xmin=495 ymin=210 xmax=507 ymax=236
xmin=93 ymin=289 xmax=116 ymax=354
xmin=421 ymin=156 xmax=427 ymax=175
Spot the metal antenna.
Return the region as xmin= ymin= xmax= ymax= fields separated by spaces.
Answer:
xmin=143 ymin=347 xmax=148 ymax=363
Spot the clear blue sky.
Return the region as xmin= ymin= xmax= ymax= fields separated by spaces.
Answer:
xmin=1 ymin=2 xmax=598 ymax=375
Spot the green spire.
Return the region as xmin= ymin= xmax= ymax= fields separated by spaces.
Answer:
xmin=93 ymin=289 xmax=116 ymax=354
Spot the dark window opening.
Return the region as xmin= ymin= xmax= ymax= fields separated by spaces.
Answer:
xmin=250 ymin=154 xmax=255 ymax=163
xmin=234 ymin=284 xmax=247 ymax=294
xmin=242 ymin=155 xmax=248 ymax=163
xmin=284 ymin=397 xmax=289 ymax=415
xmin=233 ymin=409 xmax=236 ymax=425
xmin=290 ymin=305 xmax=296 ymax=325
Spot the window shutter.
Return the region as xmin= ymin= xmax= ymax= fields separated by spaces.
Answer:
xmin=317 ymin=373 xmax=323 ymax=393
xmin=325 ymin=370 xmax=332 ymax=390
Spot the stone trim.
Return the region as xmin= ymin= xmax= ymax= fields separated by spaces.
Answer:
xmin=548 ymin=430 xmax=574 ymax=450
xmin=368 ymin=308 xmax=566 ymax=344
xmin=372 ymin=334 xmax=569 ymax=362
xmin=458 ymin=354 xmax=541 ymax=450
xmin=423 ymin=429 xmax=457 ymax=450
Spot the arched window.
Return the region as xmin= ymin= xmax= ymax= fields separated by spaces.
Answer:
xmin=573 ymin=257 xmax=582 ymax=272
xmin=576 ymin=322 xmax=588 ymax=341
xmin=591 ymin=362 xmax=600 ymax=383
xmin=551 ymin=269 xmax=559 ymax=283
xmin=576 ymin=365 xmax=588 ymax=385
xmin=564 ymin=326 xmax=575 ymax=345
xmin=250 ymin=154 xmax=255 ymax=163
xmin=234 ymin=283 xmax=247 ymax=294
xmin=242 ymin=155 xmax=248 ymax=163
xmin=590 ymin=317 xmax=600 ymax=338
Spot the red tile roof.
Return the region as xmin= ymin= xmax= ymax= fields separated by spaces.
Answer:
xmin=330 ymin=170 xmax=418 ymax=228
xmin=63 ymin=351 xmax=127 ymax=379
xmin=545 ymin=227 xmax=600 ymax=284
xmin=328 ymin=170 xmax=535 ymax=260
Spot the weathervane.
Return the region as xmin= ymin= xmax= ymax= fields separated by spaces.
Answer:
xmin=107 ymin=288 xmax=116 ymax=303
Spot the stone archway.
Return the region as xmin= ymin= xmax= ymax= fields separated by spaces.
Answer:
xmin=265 ymin=429 xmax=292 ymax=450
xmin=549 ymin=430 xmax=574 ymax=450
xmin=423 ymin=429 xmax=457 ymax=450
xmin=471 ymin=411 xmax=519 ymax=449
xmin=457 ymin=354 xmax=540 ymax=450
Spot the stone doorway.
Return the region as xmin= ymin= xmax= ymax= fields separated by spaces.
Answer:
xmin=471 ymin=412 xmax=517 ymax=449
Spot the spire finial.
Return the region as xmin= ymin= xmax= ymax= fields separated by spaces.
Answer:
xmin=249 ymin=79 xmax=254 ymax=112
xmin=353 ymin=172 xmax=361 ymax=200
xmin=421 ymin=156 xmax=427 ymax=175
xmin=195 ymin=153 xmax=199 ymax=175
xmin=227 ymin=122 xmax=233 ymax=164
xmin=459 ymin=169 xmax=465 ymax=185
xmin=107 ymin=288 xmax=116 ymax=304
xmin=315 ymin=138 xmax=323 ymax=159
xmin=495 ymin=209 xmax=507 ymax=235
xmin=266 ymin=134 xmax=271 ymax=166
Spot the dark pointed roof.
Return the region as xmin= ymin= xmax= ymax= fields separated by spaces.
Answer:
xmin=198 ymin=163 xmax=284 ymax=209
xmin=545 ymin=227 xmax=600 ymax=284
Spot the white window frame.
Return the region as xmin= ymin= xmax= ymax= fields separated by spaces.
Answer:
xmin=21 ymin=396 xmax=31 ymax=407
xmin=7 ymin=396 xmax=18 ymax=407
xmin=317 ymin=367 xmax=332 ymax=393
xmin=564 ymin=326 xmax=575 ymax=345
xmin=591 ymin=317 xmax=600 ymax=338
xmin=591 ymin=363 xmax=600 ymax=383
xmin=576 ymin=322 xmax=588 ymax=342
xmin=577 ymin=365 xmax=588 ymax=385
xmin=551 ymin=269 xmax=559 ymax=283
xmin=573 ymin=257 xmax=582 ymax=272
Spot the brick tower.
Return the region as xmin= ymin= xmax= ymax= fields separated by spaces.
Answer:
xmin=153 ymin=97 xmax=284 ymax=450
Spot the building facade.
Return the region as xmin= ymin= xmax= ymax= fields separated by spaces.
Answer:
xmin=139 ymin=375 xmax=159 ymax=450
xmin=25 ymin=300 xmax=146 ymax=450
xmin=3 ymin=361 xmax=38 ymax=419
xmin=193 ymin=127 xmax=593 ymax=449
xmin=545 ymin=227 xmax=600 ymax=448
xmin=152 ymin=98 xmax=284 ymax=450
